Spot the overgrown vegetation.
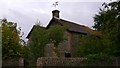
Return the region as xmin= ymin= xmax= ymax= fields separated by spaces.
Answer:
xmin=93 ymin=1 xmax=120 ymax=57
xmin=75 ymin=1 xmax=120 ymax=62
xmin=1 ymin=19 xmax=24 ymax=59
xmin=2 ymin=1 xmax=120 ymax=66
xmin=86 ymin=53 xmax=114 ymax=63
xmin=28 ymin=25 xmax=47 ymax=59
xmin=47 ymin=25 xmax=66 ymax=47
xmin=1 ymin=19 xmax=66 ymax=66
xmin=28 ymin=24 xmax=66 ymax=59
xmin=75 ymin=35 xmax=103 ymax=57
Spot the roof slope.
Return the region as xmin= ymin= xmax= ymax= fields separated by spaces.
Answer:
xmin=27 ymin=17 xmax=101 ymax=38
xmin=26 ymin=25 xmax=45 ymax=38
xmin=46 ymin=17 xmax=87 ymax=34
xmin=46 ymin=17 xmax=101 ymax=37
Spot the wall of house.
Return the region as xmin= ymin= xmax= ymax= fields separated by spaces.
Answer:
xmin=58 ymin=31 xmax=83 ymax=57
xmin=44 ymin=31 xmax=69 ymax=57
xmin=71 ymin=32 xmax=83 ymax=57
xmin=48 ymin=19 xmax=62 ymax=28
xmin=58 ymin=31 xmax=68 ymax=57
xmin=44 ymin=43 xmax=58 ymax=57
xmin=28 ymin=27 xmax=84 ymax=58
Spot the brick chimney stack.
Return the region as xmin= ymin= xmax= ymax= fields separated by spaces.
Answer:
xmin=52 ymin=10 xmax=60 ymax=18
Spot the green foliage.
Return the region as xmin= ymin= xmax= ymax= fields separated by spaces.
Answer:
xmin=74 ymin=34 xmax=114 ymax=62
xmin=75 ymin=35 xmax=103 ymax=57
xmin=93 ymin=1 xmax=120 ymax=57
xmin=47 ymin=25 xmax=66 ymax=57
xmin=47 ymin=25 xmax=66 ymax=46
xmin=28 ymin=25 xmax=66 ymax=58
xmin=1 ymin=18 xmax=23 ymax=59
xmin=20 ymin=46 xmax=29 ymax=59
xmin=28 ymin=25 xmax=47 ymax=59
xmin=86 ymin=53 xmax=114 ymax=63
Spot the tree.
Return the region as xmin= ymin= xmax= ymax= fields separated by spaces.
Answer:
xmin=1 ymin=18 xmax=23 ymax=59
xmin=28 ymin=25 xmax=47 ymax=59
xmin=93 ymin=1 xmax=120 ymax=56
xmin=47 ymin=25 xmax=66 ymax=57
xmin=75 ymin=1 xmax=120 ymax=58
xmin=75 ymin=35 xmax=103 ymax=57
xmin=28 ymin=24 xmax=66 ymax=58
xmin=47 ymin=25 xmax=66 ymax=46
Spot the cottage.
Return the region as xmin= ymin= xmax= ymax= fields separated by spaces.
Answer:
xmin=26 ymin=10 xmax=101 ymax=57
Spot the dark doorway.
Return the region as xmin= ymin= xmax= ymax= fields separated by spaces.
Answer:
xmin=65 ymin=52 xmax=71 ymax=58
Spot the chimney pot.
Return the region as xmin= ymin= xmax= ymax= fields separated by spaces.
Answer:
xmin=52 ymin=10 xmax=60 ymax=18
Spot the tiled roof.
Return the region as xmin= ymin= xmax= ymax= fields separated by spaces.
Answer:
xmin=46 ymin=17 xmax=101 ymax=37
xmin=59 ymin=19 xmax=87 ymax=34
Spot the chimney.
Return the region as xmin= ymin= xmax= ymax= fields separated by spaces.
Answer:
xmin=52 ymin=10 xmax=60 ymax=18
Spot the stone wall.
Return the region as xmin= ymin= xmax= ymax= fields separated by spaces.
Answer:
xmin=37 ymin=57 xmax=120 ymax=67
xmin=2 ymin=58 xmax=24 ymax=67
xmin=2 ymin=59 xmax=19 ymax=66
xmin=2 ymin=57 xmax=120 ymax=67
xmin=37 ymin=57 xmax=87 ymax=66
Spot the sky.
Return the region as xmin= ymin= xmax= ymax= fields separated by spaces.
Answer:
xmin=0 ymin=0 xmax=114 ymax=41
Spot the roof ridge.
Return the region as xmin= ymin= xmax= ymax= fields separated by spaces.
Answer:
xmin=60 ymin=18 xmax=89 ymax=27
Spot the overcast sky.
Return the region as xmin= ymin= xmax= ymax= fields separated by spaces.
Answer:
xmin=0 ymin=0 xmax=113 ymax=41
